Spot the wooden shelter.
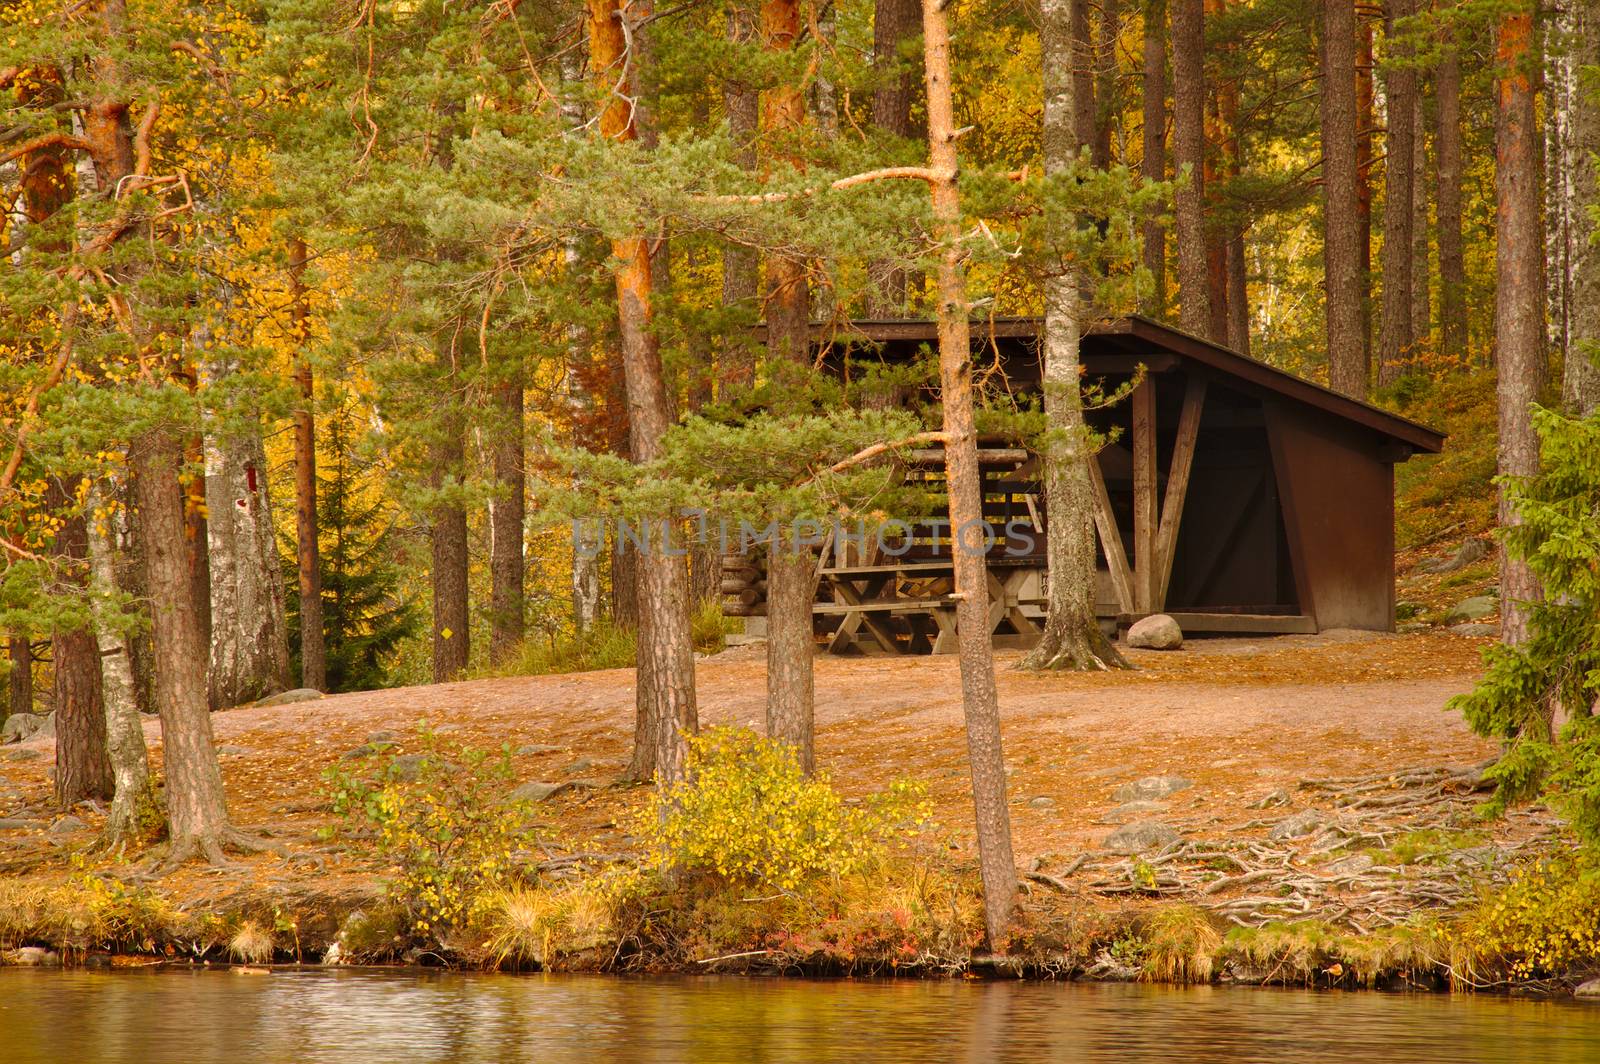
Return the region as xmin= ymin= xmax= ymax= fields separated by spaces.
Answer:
xmin=723 ymin=315 xmax=1445 ymax=652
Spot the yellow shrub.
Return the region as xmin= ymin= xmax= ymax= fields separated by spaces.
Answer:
xmin=1456 ymin=849 xmax=1600 ymax=980
xmin=640 ymin=727 xmax=931 ymax=892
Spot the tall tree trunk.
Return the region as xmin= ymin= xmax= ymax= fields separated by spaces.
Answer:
xmin=1495 ymin=2 xmax=1545 ymax=646
xmin=1202 ymin=0 xmax=1229 ymax=342
xmin=762 ymin=0 xmax=817 ymax=772
xmin=1411 ymin=86 xmax=1432 ymax=356
xmin=1142 ymin=0 xmax=1168 ymax=315
xmin=1094 ymin=0 xmax=1122 ymax=167
xmin=489 ymin=367 xmax=526 ymax=664
xmin=50 ymin=488 xmax=112 ymax=806
xmin=1072 ymin=0 xmax=1097 ymax=154
xmin=1026 ymin=0 xmax=1132 ymax=674
xmin=1357 ymin=18 xmax=1376 ymax=372
xmin=1323 ymin=0 xmax=1367 ymax=396
xmin=429 ymin=417 xmax=469 ymax=683
xmin=131 ymin=427 xmax=240 ymax=864
xmin=868 ymin=0 xmax=923 ymax=313
xmin=920 ymin=0 xmax=1018 ymax=950
xmin=591 ymin=0 xmax=696 ymax=785
xmin=724 ymin=3 xmax=763 ymax=373
xmin=1378 ymin=0 xmax=1416 ymax=387
xmin=86 ymin=479 xmax=151 ymax=845
xmin=1566 ymin=0 xmax=1600 ymax=413
xmin=5 ymin=634 xmax=30 ymax=719
xmin=1436 ymin=20 xmax=1467 ymax=363
xmin=183 ymin=435 xmax=211 ymax=655
xmin=289 ymin=239 xmax=326 ymax=691
xmin=1171 ymin=0 xmax=1210 ymax=335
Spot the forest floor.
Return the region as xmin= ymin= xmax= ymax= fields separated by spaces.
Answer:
xmin=1 ymin=623 xmax=1561 ymax=977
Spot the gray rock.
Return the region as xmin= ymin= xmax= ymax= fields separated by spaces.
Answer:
xmin=515 ymin=744 xmax=562 ymax=757
xmin=1445 ymin=595 xmax=1497 ymax=623
xmin=1576 ymin=978 xmax=1600 ymax=999
xmin=2 ymin=748 xmax=42 ymax=762
xmin=1249 ymin=788 xmax=1292 ymax=810
xmin=341 ymin=741 xmax=395 ymax=761
xmin=387 ymin=754 xmax=429 ymax=783
xmin=1269 ymin=809 xmax=1328 ymax=841
xmin=1450 ymin=622 xmax=1498 ymax=637
xmin=1112 ymin=775 xmax=1193 ymax=803
xmin=1415 ymin=537 xmax=1493 ymax=575
xmin=1323 ymin=853 xmax=1375 ymax=876
xmin=3 ymin=947 xmax=61 ymax=967
xmin=1027 ymin=796 xmax=1056 ymax=809
xmin=365 ymin=730 xmax=397 ymax=744
xmin=48 ymin=815 xmax=88 ymax=835
xmin=1126 ymin=614 xmax=1183 ymax=651
xmin=508 ymin=781 xmax=564 ymax=802
xmin=562 ymin=757 xmax=598 ymax=774
xmin=0 ymin=818 xmax=45 ymax=830
xmin=1102 ymin=820 xmax=1180 ymax=855
xmin=1 ymin=713 xmax=44 ymax=744
xmin=1100 ymin=800 xmax=1168 ymax=824
xmin=256 ymin=688 xmax=325 ymax=707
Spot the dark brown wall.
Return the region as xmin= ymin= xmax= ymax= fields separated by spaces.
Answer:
xmin=1264 ymin=402 xmax=1396 ymax=631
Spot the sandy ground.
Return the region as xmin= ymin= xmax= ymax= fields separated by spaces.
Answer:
xmin=0 ymin=628 xmax=1502 ymax=899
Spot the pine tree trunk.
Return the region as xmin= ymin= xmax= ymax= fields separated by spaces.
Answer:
xmin=203 ymin=377 xmax=292 ymax=709
xmin=1171 ymin=0 xmax=1211 ymax=335
xmin=1378 ymin=0 xmax=1416 ymax=388
xmin=289 ymin=238 xmax=326 ymax=691
xmin=429 ymin=419 xmax=470 ymax=683
xmin=1072 ymin=0 xmax=1097 ymax=152
xmin=1142 ymin=0 xmax=1168 ymax=315
xmin=1411 ymin=87 xmax=1432 ymax=355
xmin=1202 ymin=0 xmax=1230 ymax=343
xmin=868 ymin=0 xmax=923 ymax=313
xmin=1495 ymin=4 xmax=1545 ymax=646
xmin=1566 ymin=0 xmax=1600 ymax=413
xmin=1357 ymin=19 xmax=1376 ymax=372
xmin=86 ymin=480 xmax=151 ymax=844
xmin=131 ymin=427 xmax=237 ymax=863
xmin=724 ymin=3 xmax=762 ymax=375
xmin=6 ymin=634 xmax=32 ymax=719
xmin=1436 ymin=26 xmax=1467 ymax=363
xmin=1322 ymin=0 xmax=1367 ymax=396
xmin=1028 ymin=0 xmax=1133 ymax=674
xmin=183 ymin=435 xmax=212 ymax=655
xmin=489 ymin=371 xmax=526 ymax=664
xmin=591 ymin=0 xmax=697 ymax=785
xmin=1094 ymin=0 xmax=1122 ymax=167
xmin=50 ymin=487 xmax=112 ymax=806
xmin=921 ymin=0 xmax=1018 ymax=950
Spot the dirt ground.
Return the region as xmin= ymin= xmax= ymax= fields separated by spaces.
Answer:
xmin=0 ymin=628 xmax=1505 ymax=904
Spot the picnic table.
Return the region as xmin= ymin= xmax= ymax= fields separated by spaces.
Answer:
xmin=813 ymin=555 xmax=1046 ymax=655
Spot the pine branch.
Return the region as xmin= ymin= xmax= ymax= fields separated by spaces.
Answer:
xmin=818 ymin=431 xmax=950 ymax=478
xmin=0 ymin=131 xmax=93 ymax=168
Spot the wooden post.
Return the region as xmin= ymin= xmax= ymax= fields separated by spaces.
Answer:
xmin=1153 ymin=376 xmax=1206 ymax=605
xmin=1088 ymin=458 xmax=1135 ymax=614
xmin=1131 ymin=375 xmax=1158 ymax=612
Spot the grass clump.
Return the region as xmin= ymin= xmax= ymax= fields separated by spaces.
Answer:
xmin=228 ymin=921 xmax=276 ymax=965
xmin=1138 ymin=905 xmax=1223 ymax=983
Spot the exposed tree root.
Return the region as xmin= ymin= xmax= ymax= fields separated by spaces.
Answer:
xmin=1018 ymin=621 xmax=1132 ymax=672
xmin=136 ymin=827 xmax=288 ymax=879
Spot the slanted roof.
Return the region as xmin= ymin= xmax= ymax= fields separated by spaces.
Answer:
xmin=812 ymin=314 xmax=1445 ymax=455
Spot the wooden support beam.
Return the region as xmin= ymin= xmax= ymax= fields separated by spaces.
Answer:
xmin=1130 ymin=377 xmax=1158 ymax=613
xmin=1153 ymin=376 xmax=1207 ymax=606
xmin=1087 ymin=457 xmax=1135 ymax=614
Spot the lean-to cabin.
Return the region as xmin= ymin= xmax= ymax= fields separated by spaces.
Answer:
xmin=722 ymin=315 xmax=1445 ymax=654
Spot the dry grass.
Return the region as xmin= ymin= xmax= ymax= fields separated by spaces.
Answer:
xmin=227 ymin=922 xmax=275 ymax=965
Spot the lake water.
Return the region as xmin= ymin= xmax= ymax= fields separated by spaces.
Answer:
xmin=3 ymin=968 xmax=1599 ymax=1063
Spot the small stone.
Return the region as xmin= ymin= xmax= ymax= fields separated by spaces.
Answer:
xmin=1126 ymin=614 xmax=1183 ymax=651
xmin=1028 ymin=796 xmax=1056 ymax=809
xmin=1100 ymin=800 xmax=1167 ymax=824
xmin=1269 ymin=809 xmax=1328 ymax=841
xmin=341 ymin=741 xmax=395 ymax=761
xmin=1450 ymin=622 xmax=1497 ymax=637
xmin=3 ymin=947 xmax=61 ymax=967
xmin=507 ymin=781 xmax=564 ymax=802
xmin=1111 ymin=775 xmax=1193 ymax=803
xmin=365 ymin=730 xmax=397 ymax=744
xmin=216 ymin=746 xmax=250 ymax=757
xmin=1576 ymin=978 xmax=1600 ymax=999
xmin=2 ymin=748 xmax=42 ymax=762
xmin=1444 ymin=595 xmax=1497 ymax=624
xmin=1102 ymin=820 xmax=1180 ymax=855
xmin=1323 ymin=853 xmax=1375 ymax=876
xmin=1249 ymin=788 xmax=1292 ymax=810
xmin=48 ymin=815 xmax=88 ymax=835
xmin=562 ymin=758 xmax=597 ymax=774
xmin=515 ymin=744 xmax=562 ymax=757
xmin=256 ymin=688 xmax=325 ymax=707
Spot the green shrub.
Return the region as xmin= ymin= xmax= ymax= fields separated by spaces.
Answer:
xmin=641 ymin=727 xmax=931 ymax=892
xmin=324 ymin=725 xmax=538 ymax=934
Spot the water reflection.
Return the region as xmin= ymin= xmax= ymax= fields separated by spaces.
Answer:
xmin=2 ymin=968 xmax=1597 ymax=1064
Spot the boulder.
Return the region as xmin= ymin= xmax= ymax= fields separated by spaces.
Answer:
xmin=1249 ymin=788 xmax=1292 ymax=810
xmin=2 ymin=947 xmax=61 ymax=967
xmin=1111 ymin=775 xmax=1193 ymax=803
xmin=341 ymin=740 xmax=396 ymax=761
xmin=365 ymin=730 xmax=397 ymax=744
xmin=1269 ymin=808 xmax=1328 ymax=841
xmin=507 ymin=781 xmax=564 ymax=803
xmin=256 ymin=688 xmax=325 ymax=707
xmin=1 ymin=712 xmax=44 ymax=744
xmin=1099 ymin=799 xmax=1168 ymax=824
xmin=515 ymin=744 xmax=563 ymax=757
xmin=1450 ymin=622 xmax=1498 ymax=637
xmin=1322 ymin=853 xmax=1375 ymax=876
xmin=1102 ymin=820 xmax=1179 ymax=855
xmin=1 ymin=748 xmax=42 ymax=762
xmin=1126 ymin=614 xmax=1183 ymax=650
xmin=1576 ymin=978 xmax=1600 ymax=999
xmin=48 ymin=815 xmax=88 ymax=835
xmin=1445 ymin=595 xmax=1497 ymax=623
xmin=1027 ymin=796 xmax=1056 ymax=810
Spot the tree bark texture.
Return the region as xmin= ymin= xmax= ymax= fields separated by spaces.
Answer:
xmin=1357 ymin=19 xmax=1376 ymax=371
xmin=868 ymin=0 xmax=923 ymax=313
xmin=289 ymin=238 xmax=326 ymax=691
xmin=591 ymin=0 xmax=697 ymax=785
xmin=1378 ymin=0 xmax=1416 ymax=387
xmin=921 ymin=0 xmax=1018 ymax=949
xmin=1094 ymin=0 xmax=1122 ymax=168
xmin=489 ymin=369 xmax=526 ymax=664
xmin=1411 ymin=87 xmax=1432 ymax=355
xmin=429 ymin=418 xmax=470 ymax=683
xmin=724 ymin=2 xmax=762 ymax=381
xmin=1436 ymin=25 xmax=1467 ymax=363
xmin=49 ymin=486 xmax=113 ymax=806
xmin=1322 ymin=0 xmax=1368 ymax=396
xmin=1567 ymin=0 xmax=1600 ymax=413
xmin=1171 ymin=0 xmax=1211 ymax=336
xmin=5 ymin=634 xmax=30 ymax=719
xmin=1494 ymin=5 xmax=1545 ymax=646
xmin=1142 ymin=0 xmax=1168 ymax=316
